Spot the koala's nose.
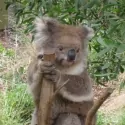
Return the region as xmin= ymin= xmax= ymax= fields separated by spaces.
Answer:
xmin=68 ymin=49 xmax=76 ymax=61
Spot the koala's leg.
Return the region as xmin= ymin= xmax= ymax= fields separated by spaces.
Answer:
xmin=54 ymin=113 xmax=81 ymax=125
xmin=31 ymin=108 xmax=38 ymax=125
xmin=28 ymin=60 xmax=56 ymax=125
xmin=78 ymin=114 xmax=96 ymax=125
xmin=27 ymin=60 xmax=43 ymax=125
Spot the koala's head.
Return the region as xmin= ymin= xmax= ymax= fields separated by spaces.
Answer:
xmin=34 ymin=17 xmax=94 ymax=68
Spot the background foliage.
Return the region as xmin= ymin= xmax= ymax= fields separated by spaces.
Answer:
xmin=5 ymin=0 xmax=125 ymax=84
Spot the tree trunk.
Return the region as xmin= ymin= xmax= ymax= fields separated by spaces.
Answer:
xmin=37 ymin=52 xmax=55 ymax=125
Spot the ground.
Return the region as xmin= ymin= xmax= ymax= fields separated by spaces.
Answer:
xmin=93 ymin=75 xmax=125 ymax=113
xmin=0 ymin=29 xmax=125 ymax=125
xmin=100 ymin=89 xmax=125 ymax=112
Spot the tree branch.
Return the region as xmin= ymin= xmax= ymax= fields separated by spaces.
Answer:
xmin=46 ymin=79 xmax=70 ymax=125
xmin=85 ymin=87 xmax=114 ymax=125
xmin=38 ymin=52 xmax=69 ymax=125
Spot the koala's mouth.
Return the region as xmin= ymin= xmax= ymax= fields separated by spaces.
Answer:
xmin=67 ymin=58 xmax=75 ymax=63
xmin=57 ymin=58 xmax=75 ymax=66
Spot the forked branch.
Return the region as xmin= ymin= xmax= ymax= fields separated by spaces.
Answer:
xmin=38 ymin=52 xmax=69 ymax=125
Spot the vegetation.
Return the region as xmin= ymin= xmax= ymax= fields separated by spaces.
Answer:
xmin=5 ymin=0 xmax=125 ymax=84
xmin=0 ymin=42 xmax=124 ymax=124
xmin=0 ymin=0 xmax=125 ymax=124
xmin=97 ymin=110 xmax=125 ymax=125
xmin=0 ymin=42 xmax=33 ymax=125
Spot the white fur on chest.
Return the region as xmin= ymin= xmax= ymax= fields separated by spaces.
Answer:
xmin=62 ymin=60 xmax=86 ymax=75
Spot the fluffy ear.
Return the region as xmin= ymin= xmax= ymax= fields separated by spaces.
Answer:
xmin=34 ymin=17 xmax=59 ymax=34
xmin=82 ymin=26 xmax=94 ymax=40
xmin=34 ymin=17 xmax=59 ymax=51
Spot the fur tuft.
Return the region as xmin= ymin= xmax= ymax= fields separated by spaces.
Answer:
xmin=83 ymin=26 xmax=94 ymax=40
xmin=34 ymin=17 xmax=58 ymax=33
xmin=34 ymin=17 xmax=59 ymax=52
xmin=60 ymin=87 xmax=93 ymax=102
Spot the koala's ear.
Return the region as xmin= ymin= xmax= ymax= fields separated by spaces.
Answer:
xmin=34 ymin=17 xmax=59 ymax=34
xmin=82 ymin=26 xmax=94 ymax=40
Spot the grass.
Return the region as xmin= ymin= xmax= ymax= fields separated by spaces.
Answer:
xmin=97 ymin=109 xmax=125 ymax=125
xmin=0 ymin=83 xmax=33 ymax=125
xmin=0 ymin=14 xmax=35 ymax=124
xmin=0 ymin=30 xmax=125 ymax=124
xmin=0 ymin=43 xmax=125 ymax=125
xmin=0 ymin=41 xmax=34 ymax=125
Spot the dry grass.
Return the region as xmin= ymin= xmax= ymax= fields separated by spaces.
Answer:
xmin=0 ymin=16 xmax=35 ymax=124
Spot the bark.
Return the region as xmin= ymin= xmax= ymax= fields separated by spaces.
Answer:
xmin=38 ymin=52 xmax=55 ymax=125
xmin=85 ymin=88 xmax=114 ymax=125
xmin=37 ymin=51 xmax=70 ymax=125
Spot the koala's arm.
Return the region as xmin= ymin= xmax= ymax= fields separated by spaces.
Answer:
xmin=27 ymin=58 xmax=43 ymax=101
xmin=55 ymin=71 xmax=93 ymax=102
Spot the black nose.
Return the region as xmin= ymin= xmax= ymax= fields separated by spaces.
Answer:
xmin=68 ymin=49 xmax=76 ymax=61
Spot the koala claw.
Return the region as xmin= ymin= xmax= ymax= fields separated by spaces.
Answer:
xmin=44 ymin=69 xmax=60 ymax=83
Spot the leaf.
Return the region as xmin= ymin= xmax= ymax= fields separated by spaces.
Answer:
xmin=97 ymin=36 xmax=107 ymax=47
xmin=5 ymin=2 xmax=12 ymax=10
xmin=120 ymin=23 xmax=125 ymax=37
xmin=97 ymin=36 xmax=118 ymax=48
xmin=108 ymin=0 xmax=117 ymax=4
xmin=29 ymin=1 xmax=35 ymax=10
xmin=116 ymin=44 xmax=125 ymax=53
xmin=108 ymin=23 xmax=119 ymax=35
xmin=23 ymin=17 xmax=34 ymax=24
xmin=97 ymin=47 xmax=110 ymax=57
xmin=84 ymin=0 xmax=97 ymax=9
xmin=24 ymin=25 xmax=34 ymax=34
xmin=120 ymin=65 xmax=124 ymax=73
xmin=102 ymin=63 xmax=111 ymax=70
xmin=94 ymin=73 xmax=116 ymax=77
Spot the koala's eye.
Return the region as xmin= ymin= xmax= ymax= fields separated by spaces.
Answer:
xmin=76 ymin=48 xmax=80 ymax=53
xmin=37 ymin=54 xmax=43 ymax=59
xmin=59 ymin=46 xmax=63 ymax=51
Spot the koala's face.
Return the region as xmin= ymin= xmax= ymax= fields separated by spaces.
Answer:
xmin=54 ymin=36 xmax=82 ymax=67
xmin=34 ymin=17 xmax=94 ymax=68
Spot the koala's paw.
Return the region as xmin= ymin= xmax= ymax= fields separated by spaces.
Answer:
xmin=31 ymin=108 xmax=38 ymax=125
xmin=38 ymin=61 xmax=55 ymax=73
xmin=43 ymin=67 xmax=60 ymax=83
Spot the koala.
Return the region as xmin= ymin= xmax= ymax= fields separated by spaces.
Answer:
xmin=27 ymin=17 xmax=96 ymax=125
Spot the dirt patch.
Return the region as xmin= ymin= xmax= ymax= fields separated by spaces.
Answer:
xmin=0 ymin=28 xmax=16 ymax=48
xmin=93 ymin=73 xmax=125 ymax=114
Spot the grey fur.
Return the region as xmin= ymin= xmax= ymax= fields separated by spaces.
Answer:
xmin=27 ymin=17 xmax=96 ymax=125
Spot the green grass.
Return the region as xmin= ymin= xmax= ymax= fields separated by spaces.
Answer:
xmin=0 ymin=43 xmax=34 ymax=125
xmin=97 ymin=110 xmax=125 ymax=125
xmin=0 ymin=41 xmax=125 ymax=125
xmin=0 ymin=74 xmax=33 ymax=125
xmin=1 ymin=80 xmax=125 ymax=125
